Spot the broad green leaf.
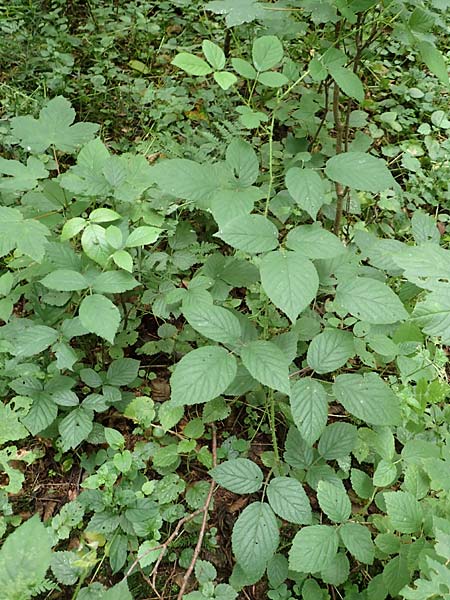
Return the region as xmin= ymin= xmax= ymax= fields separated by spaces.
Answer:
xmin=81 ymin=224 xmax=111 ymax=266
xmin=418 ymin=41 xmax=449 ymax=86
xmin=339 ymin=522 xmax=374 ymax=564
xmin=258 ymin=72 xmax=288 ymax=87
xmin=320 ymin=551 xmax=350 ymax=586
xmin=59 ymin=406 xmax=93 ymax=451
xmin=10 ymin=96 xmax=99 ymax=153
xmin=267 ymin=477 xmax=312 ymax=524
xmin=318 ymin=422 xmax=357 ymax=460
xmin=40 ymin=269 xmax=88 ymax=292
xmin=232 ymin=502 xmax=279 ymax=578
xmin=0 ymin=516 xmax=52 ymax=600
xmin=205 ymin=0 xmax=265 ymax=27
xmin=126 ymin=226 xmax=161 ymax=247
xmin=112 ymin=250 xmax=133 ymax=272
xmin=241 ymin=340 xmax=290 ymax=394
xmin=0 ymin=206 xmax=50 ymax=262
xmin=290 ymin=378 xmax=328 ymax=445
xmin=171 ymin=346 xmax=237 ymax=406
xmin=61 ymin=217 xmax=86 ymax=241
xmin=333 ymin=373 xmax=401 ymax=426
xmin=210 ymin=188 xmax=260 ymax=227
xmin=213 ymin=71 xmax=238 ymax=89
xmin=373 ymin=459 xmax=397 ymax=487
xmin=210 ymin=458 xmax=263 ymax=494
xmin=182 ymin=301 xmax=241 ymax=344
xmin=317 ymin=481 xmax=351 ymax=522
xmin=91 ymin=271 xmax=139 ymax=294
xmin=252 ymin=36 xmax=283 ymax=71
xmin=411 ymin=211 xmax=440 ymax=245
xmin=79 ymin=294 xmax=120 ymax=343
xmin=106 ymin=358 xmax=140 ymax=386
xmin=325 ymin=152 xmax=396 ymax=192
xmin=232 ymin=58 xmax=257 ymax=79
xmin=152 ymin=159 xmax=218 ymax=205
xmin=15 ymin=325 xmax=59 ymax=358
xmin=260 ymin=251 xmax=318 ymax=322
xmin=286 ymin=224 xmax=346 ymax=259
xmin=384 ymin=491 xmax=423 ymax=533
xmin=103 ymin=581 xmax=133 ymax=600
xmin=412 ymin=288 xmax=450 ymax=343
xmin=202 ymin=40 xmax=225 ymax=70
xmin=284 ymin=426 xmax=315 ymax=470
xmin=21 ymin=394 xmax=58 ymax=435
xmin=89 ymin=208 xmax=121 ymax=223
xmin=285 ymin=167 xmax=326 ymax=220
xmin=335 ymin=277 xmax=408 ymax=324
xmin=307 ymin=329 xmax=354 ymax=374
xmin=226 ymin=139 xmax=259 ymax=187
xmin=289 ymin=525 xmax=339 ymax=573
xmin=0 ymin=156 xmax=49 ymax=192
xmin=171 ymin=53 xmax=213 ymax=76
xmin=0 ymin=403 xmax=29 ymax=445
xmin=330 ymin=66 xmax=364 ymax=102
xmin=217 ymin=214 xmax=278 ymax=253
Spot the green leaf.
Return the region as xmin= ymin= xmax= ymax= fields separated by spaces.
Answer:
xmin=0 ymin=156 xmax=49 ymax=192
xmin=232 ymin=502 xmax=279 ymax=578
xmin=106 ymin=358 xmax=140 ymax=386
xmin=59 ymin=407 xmax=93 ymax=451
xmin=40 ymin=269 xmax=88 ymax=292
xmin=241 ymin=340 xmax=290 ymax=394
xmin=307 ymin=329 xmax=355 ymax=374
xmin=289 ymin=525 xmax=339 ymax=573
xmin=0 ymin=206 xmax=50 ymax=262
xmin=285 ymin=167 xmax=326 ymax=220
xmin=112 ymin=250 xmax=133 ymax=272
xmin=0 ymin=516 xmax=52 ymax=600
xmin=21 ymin=394 xmax=58 ymax=435
xmin=384 ymin=491 xmax=423 ymax=533
xmin=260 ymin=251 xmax=318 ymax=322
xmin=339 ymin=522 xmax=374 ymax=564
xmin=226 ymin=139 xmax=259 ymax=187
xmin=318 ymin=422 xmax=357 ymax=460
xmin=89 ymin=208 xmax=121 ymax=223
xmin=257 ymin=71 xmax=288 ymax=88
xmin=210 ymin=458 xmax=263 ymax=494
xmin=290 ymin=378 xmax=328 ymax=445
xmin=252 ymin=36 xmax=283 ymax=71
xmin=266 ymin=477 xmax=312 ymax=524
xmin=317 ymin=481 xmax=351 ymax=522
xmin=92 ymin=271 xmax=139 ymax=294
xmin=205 ymin=0 xmax=265 ymax=27
xmin=418 ymin=41 xmax=449 ymax=86
xmin=79 ymin=294 xmax=120 ymax=344
xmin=182 ymin=301 xmax=241 ymax=344
xmin=202 ymin=40 xmax=225 ymax=70
xmin=171 ymin=53 xmax=213 ymax=76
xmin=335 ymin=277 xmax=408 ymax=324
xmin=412 ymin=288 xmax=450 ymax=343
xmin=10 ymin=96 xmax=99 ymax=153
xmin=231 ymin=58 xmax=257 ymax=79
xmin=0 ymin=403 xmax=29 ymax=445
xmin=320 ymin=551 xmax=350 ymax=586
xmin=286 ymin=224 xmax=346 ymax=260
xmin=103 ymin=581 xmax=133 ymax=600
xmin=81 ymin=224 xmax=111 ymax=266
xmin=170 ymin=346 xmax=237 ymax=406
xmin=325 ymin=152 xmax=396 ymax=192
xmin=333 ymin=373 xmax=401 ymax=426
xmin=213 ymin=71 xmax=238 ymax=89
xmin=329 ymin=66 xmax=364 ymax=102
xmin=152 ymin=159 xmax=218 ymax=205
xmin=15 ymin=325 xmax=59 ymax=358
xmin=126 ymin=226 xmax=161 ymax=247
xmin=217 ymin=214 xmax=278 ymax=253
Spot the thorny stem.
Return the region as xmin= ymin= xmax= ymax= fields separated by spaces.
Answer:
xmin=268 ymin=389 xmax=280 ymax=465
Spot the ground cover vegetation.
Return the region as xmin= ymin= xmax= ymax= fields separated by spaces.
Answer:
xmin=1 ymin=0 xmax=450 ymax=598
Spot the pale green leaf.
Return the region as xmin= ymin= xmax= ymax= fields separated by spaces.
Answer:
xmin=217 ymin=214 xmax=278 ymax=253
xmin=241 ymin=340 xmax=290 ymax=394
xmin=339 ymin=522 xmax=374 ymax=564
xmin=290 ymin=378 xmax=328 ymax=445
xmin=40 ymin=269 xmax=88 ymax=292
xmin=318 ymin=422 xmax=357 ymax=460
xmin=384 ymin=491 xmax=423 ymax=533
xmin=317 ymin=481 xmax=351 ymax=522
xmin=307 ymin=329 xmax=354 ymax=373
xmin=92 ymin=271 xmax=139 ymax=294
xmin=418 ymin=41 xmax=449 ymax=86
xmin=267 ymin=477 xmax=312 ymax=524
xmin=226 ymin=139 xmax=259 ymax=187
xmin=260 ymin=250 xmax=318 ymax=322
xmin=170 ymin=346 xmax=237 ymax=406
xmin=126 ymin=226 xmax=161 ymax=247
xmin=213 ymin=70 xmax=238 ymax=89
xmin=335 ymin=277 xmax=408 ymax=324
xmin=205 ymin=0 xmax=265 ymax=27
xmin=15 ymin=325 xmax=59 ymax=358
xmin=325 ymin=152 xmax=396 ymax=192
xmin=285 ymin=167 xmax=326 ymax=220
xmin=330 ymin=66 xmax=364 ymax=102
xmin=106 ymin=358 xmax=140 ymax=386
xmin=333 ymin=373 xmax=401 ymax=426
xmin=182 ymin=301 xmax=241 ymax=344
xmin=58 ymin=406 xmax=93 ymax=451
xmin=252 ymin=35 xmax=283 ymax=71
xmin=286 ymin=224 xmax=346 ymax=259
xmin=210 ymin=458 xmax=263 ymax=494
xmin=79 ymin=294 xmax=120 ymax=343
xmin=232 ymin=502 xmax=279 ymax=578
xmin=171 ymin=53 xmax=213 ymax=76
xmin=289 ymin=525 xmax=339 ymax=573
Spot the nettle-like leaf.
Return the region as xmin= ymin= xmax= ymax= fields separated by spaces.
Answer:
xmin=325 ymin=152 xmax=396 ymax=192
xmin=384 ymin=491 xmax=424 ymax=534
xmin=0 ymin=206 xmax=51 ymax=262
xmin=289 ymin=525 xmax=339 ymax=574
xmin=286 ymin=224 xmax=346 ymax=260
xmin=210 ymin=458 xmax=263 ymax=494
xmin=0 ymin=157 xmax=48 ymax=193
xmin=307 ymin=328 xmax=355 ymax=374
xmin=217 ymin=214 xmax=279 ymax=253
xmin=260 ymin=251 xmax=319 ymax=322
xmin=241 ymin=340 xmax=290 ymax=394
xmin=339 ymin=522 xmax=374 ymax=565
xmin=0 ymin=516 xmax=52 ymax=600
xmin=10 ymin=96 xmax=99 ymax=153
xmin=266 ymin=477 xmax=312 ymax=524
xmin=58 ymin=407 xmax=94 ymax=451
xmin=79 ymin=294 xmax=121 ymax=343
xmin=290 ymin=378 xmax=328 ymax=445
xmin=170 ymin=346 xmax=237 ymax=406
xmin=333 ymin=373 xmax=401 ymax=426
xmin=205 ymin=0 xmax=266 ymax=27
xmin=285 ymin=167 xmax=326 ymax=220
xmin=231 ymin=502 xmax=279 ymax=578
xmin=317 ymin=481 xmax=351 ymax=523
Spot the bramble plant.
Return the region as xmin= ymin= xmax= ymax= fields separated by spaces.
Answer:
xmin=1 ymin=0 xmax=450 ymax=598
